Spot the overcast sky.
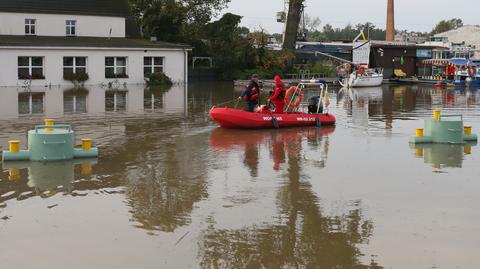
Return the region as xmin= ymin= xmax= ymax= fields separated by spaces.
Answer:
xmin=221 ymin=0 xmax=477 ymax=33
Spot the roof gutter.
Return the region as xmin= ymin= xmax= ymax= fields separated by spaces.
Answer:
xmin=0 ymin=46 xmax=193 ymax=51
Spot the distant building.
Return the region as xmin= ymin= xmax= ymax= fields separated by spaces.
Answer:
xmin=0 ymin=0 xmax=191 ymax=87
xmin=422 ymin=36 xmax=475 ymax=59
xmin=394 ymin=32 xmax=428 ymax=44
xmin=434 ymin=25 xmax=480 ymax=59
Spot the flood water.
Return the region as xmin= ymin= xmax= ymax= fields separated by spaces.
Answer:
xmin=1 ymin=82 xmax=480 ymax=268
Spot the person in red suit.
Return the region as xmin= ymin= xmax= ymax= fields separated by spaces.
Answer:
xmin=268 ymin=75 xmax=286 ymax=114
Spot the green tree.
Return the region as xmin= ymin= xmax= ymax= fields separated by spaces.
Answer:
xmin=129 ymin=0 xmax=231 ymax=42
xmin=138 ymin=0 xmax=187 ymax=42
xmin=203 ymin=13 xmax=257 ymax=79
xmin=431 ymin=18 xmax=464 ymax=35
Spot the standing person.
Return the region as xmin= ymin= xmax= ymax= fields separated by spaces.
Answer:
xmin=238 ymin=74 xmax=260 ymax=112
xmin=268 ymin=75 xmax=286 ymax=114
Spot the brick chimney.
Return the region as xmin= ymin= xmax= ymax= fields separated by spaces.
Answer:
xmin=386 ymin=0 xmax=395 ymax=41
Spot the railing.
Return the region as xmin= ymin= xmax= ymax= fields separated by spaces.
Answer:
xmin=283 ymin=72 xmax=327 ymax=80
xmin=34 ymin=124 xmax=72 ymax=133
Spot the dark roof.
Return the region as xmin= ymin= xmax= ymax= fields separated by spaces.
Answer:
xmin=0 ymin=35 xmax=192 ymax=49
xmin=0 ymin=0 xmax=131 ymax=17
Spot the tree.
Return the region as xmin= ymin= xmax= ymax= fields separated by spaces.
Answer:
xmin=129 ymin=0 xmax=231 ymax=41
xmin=283 ymin=0 xmax=305 ymax=51
xmin=303 ymin=14 xmax=321 ymax=33
xmin=300 ymin=14 xmax=321 ymax=41
xmin=431 ymin=18 xmax=464 ymax=35
xmin=138 ymin=0 xmax=187 ymax=42
xmin=203 ymin=13 xmax=257 ymax=79
xmin=302 ymin=23 xmax=386 ymax=42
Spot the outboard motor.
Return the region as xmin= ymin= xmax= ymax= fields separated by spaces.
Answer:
xmin=308 ymin=96 xmax=323 ymax=114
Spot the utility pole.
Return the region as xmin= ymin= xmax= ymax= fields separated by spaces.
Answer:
xmin=282 ymin=0 xmax=304 ymax=51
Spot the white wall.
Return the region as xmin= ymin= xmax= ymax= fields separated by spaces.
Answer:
xmin=0 ymin=47 xmax=187 ymax=87
xmin=0 ymin=12 xmax=125 ymax=37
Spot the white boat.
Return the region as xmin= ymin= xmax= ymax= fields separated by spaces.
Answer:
xmin=340 ymin=69 xmax=384 ymax=88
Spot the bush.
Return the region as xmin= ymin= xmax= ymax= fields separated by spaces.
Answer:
xmin=64 ymin=72 xmax=89 ymax=86
xmin=145 ymin=72 xmax=173 ymax=87
xmin=303 ymin=61 xmax=337 ymax=77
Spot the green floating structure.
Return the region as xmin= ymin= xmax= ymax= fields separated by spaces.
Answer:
xmin=410 ymin=110 xmax=478 ymax=144
xmin=2 ymin=119 xmax=98 ymax=162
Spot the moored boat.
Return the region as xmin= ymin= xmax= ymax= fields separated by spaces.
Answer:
xmin=340 ymin=68 xmax=384 ymax=88
xmin=209 ymin=107 xmax=336 ymax=129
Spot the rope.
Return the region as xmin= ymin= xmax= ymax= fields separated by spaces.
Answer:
xmin=214 ymin=98 xmax=239 ymax=107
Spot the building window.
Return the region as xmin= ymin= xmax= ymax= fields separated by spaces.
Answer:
xmin=18 ymin=57 xmax=44 ymax=79
xmin=105 ymin=57 xmax=128 ymax=78
xmin=66 ymin=20 xmax=76 ymax=36
xmin=63 ymin=57 xmax=87 ymax=76
xmin=25 ymin=19 xmax=36 ymax=35
xmin=144 ymin=57 xmax=164 ymax=76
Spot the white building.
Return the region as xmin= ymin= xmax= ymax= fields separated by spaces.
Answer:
xmin=421 ymin=36 xmax=474 ymax=60
xmin=434 ymin=25 xmax=480 ymax=59
xmin=0 ymin=0 xmax=191 ymax=88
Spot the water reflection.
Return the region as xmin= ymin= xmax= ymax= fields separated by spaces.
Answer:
xmin=18 ymin=92 xmax=45 ymax=115
xmin=0 ymin=84 xmax=187 ymax=120
xmin=336 ymin=86 xmax=480 ymax=131
xmin=111 ymin=120 xmax=210 ymax=232
xmin=0 ymin=160 xmax=96 ymax=203
xmin=105 ymin=90 xmax=128 ymax=112
xmin=1 ymin=83 xmax=480 ymax=268
xmin=340 ymin=87 xmax=384 ymax=128
xmin=410 ymin=143 xmax=476 ymax=170
xmin=64 ymin=88 xmax=88 ymax=114
xmin=203 ymin=127 xmax=378 ymax=268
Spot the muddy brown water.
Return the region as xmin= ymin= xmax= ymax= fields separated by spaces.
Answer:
xmin=0 ymin=83 xmax=480 ymax=268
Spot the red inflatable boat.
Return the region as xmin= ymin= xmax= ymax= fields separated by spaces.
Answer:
xmin=209 ymin=107 xmax=336 ymax=129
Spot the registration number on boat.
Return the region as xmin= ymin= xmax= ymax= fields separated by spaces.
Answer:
xmin=263 ymin=117 xmax=283 ymax=121
xmin=296 ymin=117 xmax=316 ymax=121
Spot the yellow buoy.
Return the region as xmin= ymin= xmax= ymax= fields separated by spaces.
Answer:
xmin=82 ymin=139 xmax=92 ymax=151
xmin=433 ymin=110 xmax=441 ymax=121
xmin=464 ymin=146 xmax=472 ymax=155
xmin=44 ymin=118 xmax=55 ymax=132
xmin=9 ymin=140 xmax=20 ymax=153
xmin=464 ymin=126 xmax=472 ymax=135
xmin=416 ymin=128 xmax=424 ymax=137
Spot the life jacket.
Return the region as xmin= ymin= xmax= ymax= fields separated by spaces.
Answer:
xmin=278 ymin=87 xmax=286 ymax=99
xmin=273 ymin=85 xmax=286 ymax=101
xmin=244 ymin=86 xmax=259 ymax=101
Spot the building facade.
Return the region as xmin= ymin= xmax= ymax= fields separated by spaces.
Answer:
xmin=434 ymin=25 xmax=480 ymax=59
xmin=0 ymin=0 xmax=190 ymax=88
xmin=369 ymin=41 xmax=436 ymax=78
